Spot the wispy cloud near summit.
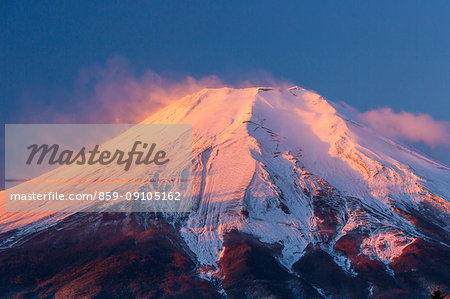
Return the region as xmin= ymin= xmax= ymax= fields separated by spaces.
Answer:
xmin=13 ymin=55 xmax=289 ymax=125
xmin=361 ymin=108 xmax=450 ymax=148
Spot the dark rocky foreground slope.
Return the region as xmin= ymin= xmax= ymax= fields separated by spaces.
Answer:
xmin=0 ymin=211 xmax=447 ymax=298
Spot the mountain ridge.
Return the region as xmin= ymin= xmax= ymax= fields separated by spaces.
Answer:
xmin=1 ymin=86 xmax=449 ymax=297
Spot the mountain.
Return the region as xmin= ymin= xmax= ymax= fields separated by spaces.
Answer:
xmin=1 ymin=87 xmax=449 ymax=298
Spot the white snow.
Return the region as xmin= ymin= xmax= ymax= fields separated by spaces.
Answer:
xmin=1 ymin=86 xmax=449 ymax=271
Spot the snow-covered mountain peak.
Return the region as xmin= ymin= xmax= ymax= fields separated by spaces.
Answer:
xmin=141 ymin=86 xmax=448 ymax=202
xmin=1 ymin=86 xmax=449 ymax=295
xmin=137 ymin=86 xmax=450 ymax=270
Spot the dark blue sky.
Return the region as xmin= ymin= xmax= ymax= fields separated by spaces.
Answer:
xmin=2 ymin=0 xmax=450 ymax=121
xmin=1 ymin=1 xmax=450 ymax=184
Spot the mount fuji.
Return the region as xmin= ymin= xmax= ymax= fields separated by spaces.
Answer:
xmin=0 ymin=87 xmax=449 ymax=298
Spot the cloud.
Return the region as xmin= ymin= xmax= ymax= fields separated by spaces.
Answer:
xmin=9 ymin=55 xmax=226 ymax=124
xmin=11 ymin=55 xmax=290 ymax=125
xmin=73 ymin=55 xmax=225 ymax=123
xmin=360 ymin=108 xmax=450 ymax=147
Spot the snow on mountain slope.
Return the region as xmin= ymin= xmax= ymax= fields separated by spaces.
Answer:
xmin=1 ymin=86 xmax=449 ymax=296
xmin=138 ymin=86 xmax=450 ymax=271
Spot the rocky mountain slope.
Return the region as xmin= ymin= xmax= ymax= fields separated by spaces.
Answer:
xmin=1 ymin=87 xmax=449 ymax=298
